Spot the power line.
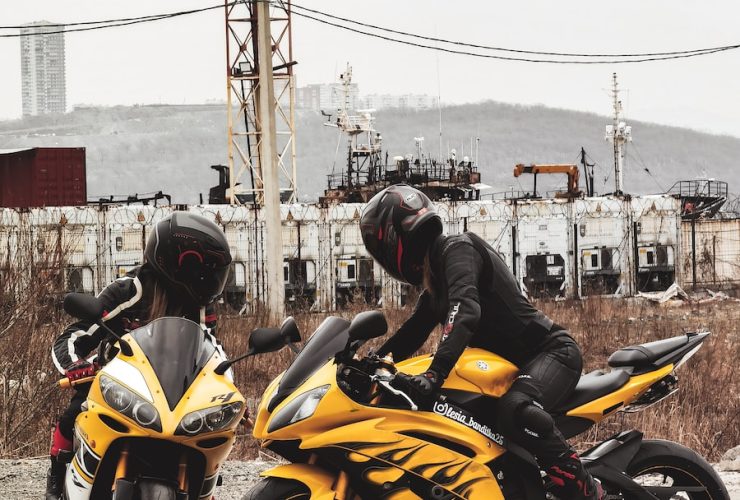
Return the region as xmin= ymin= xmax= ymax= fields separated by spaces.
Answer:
xmin=628 ymin=142 xmax=666 ymax=192
xmin=0 ymin=2 xmax=230 ymax=38
xmin=290 ymin=2 xmax=738 ymax=59
xmin=3 ymin=1 xmax=739 ymax=64
xmin=289 ymin=8 xmax=735 ymax=64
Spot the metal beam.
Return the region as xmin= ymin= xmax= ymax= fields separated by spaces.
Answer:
xmin=256 ymin=0 xmax=285 ymax=317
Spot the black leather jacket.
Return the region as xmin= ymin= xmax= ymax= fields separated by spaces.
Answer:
xmin=52 ymin=265 xmax=219 ymax=374
xmin=377 ymin=233 xmax=559 ymax=379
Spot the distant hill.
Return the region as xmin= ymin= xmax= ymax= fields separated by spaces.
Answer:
xmin=1 ymin=102 xmax=738 ymax=204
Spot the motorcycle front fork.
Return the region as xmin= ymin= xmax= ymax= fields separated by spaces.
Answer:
xmin=110 ymin=444 xmax=189 ymax=497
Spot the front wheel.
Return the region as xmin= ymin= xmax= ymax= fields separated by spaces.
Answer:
xmin=622 ymin=439 xmax=729 ymax=499
xmin=243 ymin=477 xmax=311 ymax=499
xmin=132 ymin=478 xmax=177 ymax=500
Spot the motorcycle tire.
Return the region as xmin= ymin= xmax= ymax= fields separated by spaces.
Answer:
xmin=135 ymin=478 xmax=177 ymax=500
xmin=625 ymin=439 xmax=729 ymax=500
xmin=243 ymin=477 xmax=311 ymax=499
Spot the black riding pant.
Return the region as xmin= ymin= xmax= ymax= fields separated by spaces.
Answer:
xmin=58 ymin=383 xmax=91 ymax=440
xmin=497 ymin=331 xmax=582 ymax=466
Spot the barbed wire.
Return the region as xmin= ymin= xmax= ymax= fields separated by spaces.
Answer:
xmin=1 ymin=198 xmax=738 ymax=297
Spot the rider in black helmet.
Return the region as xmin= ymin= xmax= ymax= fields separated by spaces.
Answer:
xmin=361 ymin=184 xmax=604 ymax=500
xmin=45 ymin=212 xmax=232 ymax=500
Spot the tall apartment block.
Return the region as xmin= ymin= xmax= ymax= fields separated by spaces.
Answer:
xmin=20 ymin=21 xmax=67 ymax=116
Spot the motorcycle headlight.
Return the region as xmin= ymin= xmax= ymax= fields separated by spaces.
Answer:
xmin=99 ymin=375 xmax=161 ymax=432
xmin=267 ymin=385 xmax=330 ymax=433
xmin=175 ymin=401 xmax=243 ymax=436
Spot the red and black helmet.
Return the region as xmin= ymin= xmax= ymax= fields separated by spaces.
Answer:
xmin=361 ymin=184 xmax=442 ymax=285
xmin=144 ymin=212 xmax=232 ymax=306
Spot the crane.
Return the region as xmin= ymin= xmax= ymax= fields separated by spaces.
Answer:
xmin=513 ymin=163 xmax=582 ymax=198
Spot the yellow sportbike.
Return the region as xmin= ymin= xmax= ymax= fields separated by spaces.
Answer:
xmin=246 ymin=311 xmax=728 ymax=499
xmin=56 ymin=293 xmax=294 ymax=500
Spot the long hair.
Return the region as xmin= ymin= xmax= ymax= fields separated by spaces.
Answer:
xmin=141 ymin=264 xmax=185 ymax=322
xmin=422 ymin=252 xmax=437 ymax=299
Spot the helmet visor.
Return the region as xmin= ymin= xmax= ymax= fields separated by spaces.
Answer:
xmin=173 ymin=248 xmax=230 ymax=304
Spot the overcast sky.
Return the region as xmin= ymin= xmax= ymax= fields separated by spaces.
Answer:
xmin=1 ymin=1 xmax=739 ymax=138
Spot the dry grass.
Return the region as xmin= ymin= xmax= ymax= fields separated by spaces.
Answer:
xmin=1 ymin=278 xmax=737 ymax=461
xmin=538 ymin=297 xmax=740 ymax=459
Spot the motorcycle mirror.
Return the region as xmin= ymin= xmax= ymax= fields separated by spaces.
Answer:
xmin=214 ymin=326 xmax=288 ymax=375
xmin=280 ymin=316 xmax=302 ymax=344
xmin=348 ymin=310 xmax=388 ymax=342
xmin=64 ymin=293 xmax=105 ymax=321
xmin=247 ymin=327 xmax=286 ymax=355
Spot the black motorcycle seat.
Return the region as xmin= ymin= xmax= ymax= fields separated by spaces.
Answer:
xmin=608 ymin=336 xmax=689 ymax=368
xmin=553 ymin=369 xmax=630 ymax=412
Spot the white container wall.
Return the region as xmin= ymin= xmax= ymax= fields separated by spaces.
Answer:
xmin=513 ymin=200 xmax=572 ymax=297
xmin=574 ymin=198 xmax=631 ymax=296
xmin=681 ymin=218 xmax=740 ymax=287
xmin=631 ymin=196 xmax=682 ymax=293
xmin=1 ymin=194 xmax=735 ymax=308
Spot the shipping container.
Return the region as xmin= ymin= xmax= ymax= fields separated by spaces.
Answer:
xmin=2 ymin=194 xmax=723 ymax=308
xmin=0 ymin=148 xmax=86 ymax=208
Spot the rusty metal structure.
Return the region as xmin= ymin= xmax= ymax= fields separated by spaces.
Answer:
xmin=224 ymin=0 xmax=297 ymax=205
xmin=225 ymin=0 xmax=297 ymax=317
xmin=667 ymin=179 xmax=728 ymax=220
xmin=319 ymin=65 xmax=484 ymax=206
xmin=512 ymin=163 xmax=583 ymax=199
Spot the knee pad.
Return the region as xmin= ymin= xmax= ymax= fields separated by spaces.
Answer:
xmin=497 ymin=391 xmax=554 ymax=441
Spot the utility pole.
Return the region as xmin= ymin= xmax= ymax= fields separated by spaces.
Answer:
xmin=225 ymin=0 xmax=296 ymax=318
xmin=256 ymin=0 xmax=285 ymax=317
xmin=605 ymin=73 xmax=632 ymax=195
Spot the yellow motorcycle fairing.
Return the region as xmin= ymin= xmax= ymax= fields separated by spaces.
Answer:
xmin=72 ymin=330 xmax=245 ymax=494
xmin=260 ymin=464 xmax=339 ymax=499
xmin=299 ymin=421 xmax=503 ymax=500
xmin=255 ymin=352 xmax=510 ymax=499
xmin=396 ymin=348 xmax=519 ymax=398
xmin=254 ymin=335 xmax=696 ymax=499
xmin=566 ymin=364 xmax=674 ymax=422
xmin=255 ymin=357 xmax=508 ymax=463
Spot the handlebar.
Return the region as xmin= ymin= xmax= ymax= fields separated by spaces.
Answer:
xmin=373 ymin=376 xmax=418 ymax=411
xmin=339 ymin=353 xmax=419 ymax=411
xmin=57 ymin=375 xmax=96 ymax=389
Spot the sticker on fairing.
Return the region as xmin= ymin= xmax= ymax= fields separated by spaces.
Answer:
xmin=433 ymin=400 xmax=505 ymax=446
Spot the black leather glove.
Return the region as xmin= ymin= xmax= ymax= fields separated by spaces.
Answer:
xmin=393 ymin=370 xmax=441 ymax=405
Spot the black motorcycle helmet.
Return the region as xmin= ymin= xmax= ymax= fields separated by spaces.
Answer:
xmin=144 ymin=212 xmax=232 ymax=306
xmin=360 ymin=184 xmax=442 ymax=285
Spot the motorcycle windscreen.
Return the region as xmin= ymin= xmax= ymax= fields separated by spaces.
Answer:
xmin=267 ymin=316 xmax=350 ymax=411
xmin=130 ymin=317 xmax=215 ymax=410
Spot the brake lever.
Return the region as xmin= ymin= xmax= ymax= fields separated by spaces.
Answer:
xmin=372 ymin=376 xmax=418 ymax=411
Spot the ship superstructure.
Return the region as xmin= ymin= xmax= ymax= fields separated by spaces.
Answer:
xmin=319 ymin=64 xmax=484 ymax=205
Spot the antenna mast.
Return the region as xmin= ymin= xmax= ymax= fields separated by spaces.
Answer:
xmin=605 ymin=73 xmax=631 ymax=195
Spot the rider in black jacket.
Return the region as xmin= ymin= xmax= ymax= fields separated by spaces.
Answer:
xmin=361 ymin=184 xmax=604 ymax=500
xmin=46 ymin=212 xmax=232 ymax=500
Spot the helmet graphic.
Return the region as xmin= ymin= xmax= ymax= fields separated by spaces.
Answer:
xmin=144 ymin=212 xmax=232 ymax=305
xmin=360 ymin=184 xmax=442 ymax=285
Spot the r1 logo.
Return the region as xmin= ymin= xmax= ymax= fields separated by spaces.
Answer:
xmin=211 ymin=392 xmax=235 ymax=403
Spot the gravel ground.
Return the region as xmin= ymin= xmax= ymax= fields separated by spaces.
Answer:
xmin=0 ymin=458 xmax=737 ymax=499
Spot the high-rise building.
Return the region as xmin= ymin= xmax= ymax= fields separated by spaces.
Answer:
xmin=20 ymin=21 xmax=67 ymax=117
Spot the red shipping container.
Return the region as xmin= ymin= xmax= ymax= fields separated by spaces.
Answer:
xmin=0 ymin=147 xmax=86 ymax=208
